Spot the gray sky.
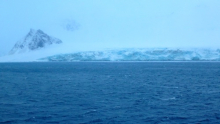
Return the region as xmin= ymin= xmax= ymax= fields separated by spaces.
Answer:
xmin=1 ymin=0 xmax=220 ymax=53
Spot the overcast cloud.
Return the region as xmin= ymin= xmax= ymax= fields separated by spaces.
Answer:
xmin=1 ymin=0 xmax=220 ymax=54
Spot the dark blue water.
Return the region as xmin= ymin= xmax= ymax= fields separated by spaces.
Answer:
xmin=0 ymin=62 xmax=220 ymax=124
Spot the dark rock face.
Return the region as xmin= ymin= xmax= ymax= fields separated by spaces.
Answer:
xmin=9 ymin=29 xmax=62 ymax=54
xmin=27 ymin=29 xmax=62 ymax=50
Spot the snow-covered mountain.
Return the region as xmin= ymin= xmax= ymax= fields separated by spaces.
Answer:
xmin=39 ymin=48 xmax=220 ymax=61
xmin=9 ymin=29 xmax=62 ymax=54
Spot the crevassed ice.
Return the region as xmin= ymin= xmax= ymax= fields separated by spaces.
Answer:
xmin=40 ymin=48 xmax=220 ymax=61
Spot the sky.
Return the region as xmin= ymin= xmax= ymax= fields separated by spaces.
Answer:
xmin=1 ymin=0 xmax=220 ymax=54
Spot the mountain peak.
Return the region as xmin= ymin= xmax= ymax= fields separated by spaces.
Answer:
xmin=30 ymin=28 xmax=36 ymax=33
xmin=9 ymin=29 xmax=62 ymax=54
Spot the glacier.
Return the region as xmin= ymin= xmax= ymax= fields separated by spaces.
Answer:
xmin=39 ymin=48 xmax=220 ymax=62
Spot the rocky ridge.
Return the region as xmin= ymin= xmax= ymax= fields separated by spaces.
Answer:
xmin=9 ymin=29 xmax=62 ymax=54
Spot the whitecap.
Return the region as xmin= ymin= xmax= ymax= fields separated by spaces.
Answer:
xmin=161 ymin=97 xmax=176 ymax=101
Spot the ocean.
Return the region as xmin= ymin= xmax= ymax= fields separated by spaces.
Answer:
xmin=0 ymin=62 xmax=220 ymax=123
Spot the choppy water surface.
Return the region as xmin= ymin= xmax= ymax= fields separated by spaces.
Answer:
xmin=0 ymin=62 xmax=220 ymax=123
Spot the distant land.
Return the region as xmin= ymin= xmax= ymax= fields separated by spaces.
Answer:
xmin=40 ymin=48 xmax=220 ymax=62
xmin=1 ymin=47 xmax=220 ymax=62
xmin=0 ymin=29 xmax=220 ymax=62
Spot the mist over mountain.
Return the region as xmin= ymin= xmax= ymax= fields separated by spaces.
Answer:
xmin=1 ymin=0 xmax=220 ymax=55
xmin=0 ymin=1 xmax=220 ymax=62
xmin=0 ymin=53 xmax=4 ymax=57
xmin=9 ymin=29 xmax=62 ymax=54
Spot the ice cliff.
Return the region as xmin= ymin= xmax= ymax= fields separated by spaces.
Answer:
xmin=40 ymin=48 xmax=220 ymax=61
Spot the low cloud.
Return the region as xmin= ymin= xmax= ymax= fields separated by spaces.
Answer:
xmin=62 ymin=19 xmax=81 ymax=32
